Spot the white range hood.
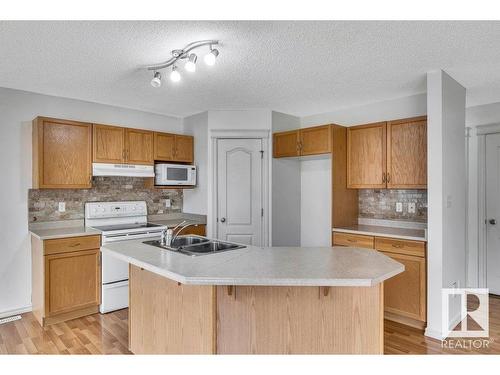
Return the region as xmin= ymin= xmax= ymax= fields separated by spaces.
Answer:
xmin=92 ymin=163 xmax=155 ymax=177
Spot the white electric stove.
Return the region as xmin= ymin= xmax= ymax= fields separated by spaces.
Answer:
xmin=85 ymin=201 xmax=167 ymax=313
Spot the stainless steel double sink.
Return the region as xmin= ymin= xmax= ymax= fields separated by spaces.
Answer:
xmin=143 ymin=235 xmax=246 ymax=256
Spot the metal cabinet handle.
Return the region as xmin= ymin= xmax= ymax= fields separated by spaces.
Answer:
xmin=69 ymin=243 xmax=81 ymax=247
xmin=220 ymin=217 xmax=226 ymax=223
xmin=387 ymin=173 xmax=391 ymax=183
xmin=490 ymin=219 xmax=497 ymax=225
xmin=382 ymin=173 xmax=386 ymax=183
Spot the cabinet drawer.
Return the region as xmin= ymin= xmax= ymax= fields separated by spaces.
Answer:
xmin=332 ymin=232 xmax=374 ymax=249
xmin=374 ymin=237 xmax=425 ymax=257
xmin=44 ymin=235 xmax=101 ymax=256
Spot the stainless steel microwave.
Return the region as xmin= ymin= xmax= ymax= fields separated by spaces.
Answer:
xmin=154 ymin=164 xmax=197 ymax=186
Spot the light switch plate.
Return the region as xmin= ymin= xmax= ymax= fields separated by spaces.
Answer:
xmin=396 ymin=202 xmax=403 ymax=213
xmin=164 ymin=199 xmax=171 ymax=208
xmin=408 ymin=202 xmax=416 ymax=214
xmin=58 ymin=202 xmax=66 ymax=212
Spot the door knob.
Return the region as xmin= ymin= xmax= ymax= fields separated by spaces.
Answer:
xmin=489 ymin=219 xmax=497 ymax=225
xmin=220 ymin=217 xmax=226 ymax=223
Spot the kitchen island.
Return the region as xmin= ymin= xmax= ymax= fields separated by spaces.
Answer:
xmin=102 ymin=239 xmax=404 ymax=354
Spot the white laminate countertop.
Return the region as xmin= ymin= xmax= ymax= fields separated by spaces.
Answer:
xmin=101 ymin=238 xmax=404 ymax=287
xmin=29 ymin=220 xmax=101 ymax=240
xmin=333 ymin=225 xmax=427 ymax=242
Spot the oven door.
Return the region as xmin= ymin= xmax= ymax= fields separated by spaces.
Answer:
xmin=101 ymin=249 xmax=128 ymax=284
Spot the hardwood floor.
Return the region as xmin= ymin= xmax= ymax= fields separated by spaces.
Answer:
xmin=0 ymin=308 xmax=130 ymax=354
xmin=1 ymin=296 xmax=499 ymax=354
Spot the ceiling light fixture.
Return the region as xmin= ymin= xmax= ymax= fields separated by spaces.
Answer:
xmin=185 ymin=53 xmax=197 ymax=72
xmin=170 ymin=66 xmax=181 ymax=82
xmin=147 ymin=40 xmax=220 ymax=87
xmin=204 ymin=47 xmax=219 ymax=66
xmin=150 ymin=71 xmax=162 ymax=87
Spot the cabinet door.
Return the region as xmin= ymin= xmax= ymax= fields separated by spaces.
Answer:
xmin=174 ymin=135 xmax=194 ymax=163
xmin=299 ymin=125 xmax=331 ymax=155
xmin=44 ymin=249 xmax=101 ymax=316
xmin=387 ymin=117 xmax=427 ymax=189
xmin=125 ymin=128 xmax=153 ymax=165
xmin=380 ymin=251 xmax=426 ymax=322
xmin=273 ymin=130 xmax=300 ymax=158
xmin=178 ymin=224 xmax=206 ymax=236
xmin=154 ymin=132 xmax=176 ymax=161
xmin=93 ymin=124 xmax=125 ymax=163
xmin=33 ymin=117 xmax=92 ymax=188
xmin=347 ymin=123 xmax=387 ymax=188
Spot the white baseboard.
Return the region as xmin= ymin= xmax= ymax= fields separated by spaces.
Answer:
xmin=0 ymin=305 xmax=32 ymax=319
xmin=424 ymin=327 xmax=443 ymax=340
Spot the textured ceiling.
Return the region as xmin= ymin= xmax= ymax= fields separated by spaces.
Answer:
xmin=1 ymin=21 xmax=500 ymax=118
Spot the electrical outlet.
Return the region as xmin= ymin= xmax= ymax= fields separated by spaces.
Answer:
xmin=165 ymin=199 xmax=171 ymax=208
xmin=408 ymin=202 xmax=416 ymax=214
xmin=396 ymin=202 xmax=403 ymax=213
xmin=58 ymin=202 xmax=66 ymax=212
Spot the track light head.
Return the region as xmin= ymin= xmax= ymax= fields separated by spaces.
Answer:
xmin=204 ymin=48 xmax=219 ymax=66
xmin=150 ymin=71 xmax=162 ymax=88
xmin=170 ymin=66 xmax=181 ymax=82
xmin=185 ymin=53 xmax=197 ymax=72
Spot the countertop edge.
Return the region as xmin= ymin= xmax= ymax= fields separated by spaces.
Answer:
xmin=29 ymin=229 xmax=101 ymax=241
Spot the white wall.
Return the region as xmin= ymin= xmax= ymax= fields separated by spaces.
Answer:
xmin=426 ymin=70 xmax=466 ymax=339
xmin=0 ymin=87 xmax=182 ymax=317
xmin=301 ymin=93 xmax=427 ymax=127
xmin=183 ymin=112 xmax=208 ymax=215
xmin=300 ymin=157 xmax=331 ymax=246
xmin=271 ymin=111 xmax=301 ymax=246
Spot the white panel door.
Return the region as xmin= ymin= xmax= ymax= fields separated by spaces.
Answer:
xmin=217 ymin=138 xmax=263 ymax=246
xmin=486 ymin=133 xmax=500 ymax=295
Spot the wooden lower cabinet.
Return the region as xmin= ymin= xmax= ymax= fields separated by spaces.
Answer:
xmin=333 ymin=231 xmax=427 ymax=328
xmin=379 ymin=251 xmax=426 ymax=325
xmin=31 ymin=234 xmax=101 ymax=326
xmin=178 ymin=224 xmax=206 ymax=236
xmin=128 ymin=265 xmax=384 ymax=354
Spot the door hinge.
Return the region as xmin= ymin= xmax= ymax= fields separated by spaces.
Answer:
xmin=260 ymin=150 xmax=264 ymax=159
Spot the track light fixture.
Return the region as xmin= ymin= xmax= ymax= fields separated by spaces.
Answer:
xmin=150 ymin=71 xmax=162 ymax=87
xmin=204 ymin=47 xmax=219 ymax=66
xmin=170 ymin=66 xmax=181 ymax=82
xmin=147 ymin=40 xmax=220 ymax=87
xmin=185 ymin=53 xmax=197 ymax=72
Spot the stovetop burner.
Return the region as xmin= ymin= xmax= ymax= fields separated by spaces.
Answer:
xmin=92 ymin=222 xmax=163 ymax=232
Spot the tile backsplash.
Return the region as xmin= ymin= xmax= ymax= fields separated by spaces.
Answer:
xmin=28 ymin=177 xmax=183 ymax=222
xmin=358 ymin=189 xmax=427 ymax=222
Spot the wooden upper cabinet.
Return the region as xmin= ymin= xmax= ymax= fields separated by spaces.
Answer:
xmin=154 ymin=132 xmax=175 ymax=161
xmin=174 ymin=135 xmax=194 ymax=163
xmin=125 ymin=128 xmax=153 ymax=165
xmin=347 ymin=122 xmax=387 ymax=188
xmin=387 ymin=117 xmax=427 ymax=189
xmin=273 ymin=125 xmax=333 ymax=158
xmin=93 ymin=124 xmax=125 ymax=163
xmin=33 ymin=117 xmax=92 ymax=189
xmin=273 ymin=130 xmax=300 ymax=158
xmin=153 ymin=132 xmax=194 ymax=163
xmin=299 ymin=125 xmax=332 ymax=156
